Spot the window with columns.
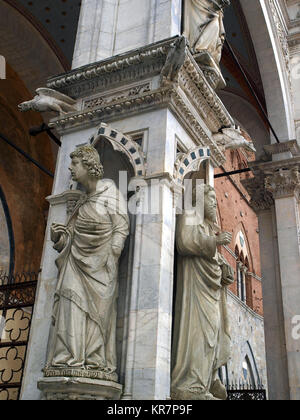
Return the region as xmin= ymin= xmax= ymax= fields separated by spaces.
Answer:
xmin=234 ymin=230 xmax=250 ymax=305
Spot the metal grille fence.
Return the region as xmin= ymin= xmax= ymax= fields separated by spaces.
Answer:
xmin=227 ymin=383 xmax=267 ymax=400
xmin=0 ymin=272 xmax=38 ymax=400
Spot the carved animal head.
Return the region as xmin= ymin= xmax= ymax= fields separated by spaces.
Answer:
xmin=18 ymin=101 xmax=32 ymax=112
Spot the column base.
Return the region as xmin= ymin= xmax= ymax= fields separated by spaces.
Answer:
xmin=37 ymin=377 xmax=123 ymax=400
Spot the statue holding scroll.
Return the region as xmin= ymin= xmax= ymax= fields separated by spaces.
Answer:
xmin=44 ymin=145 xmax=129 ymax=382
xmin=184 ymin=0 xmax=230 ymax=65
xmin=171 ymin=184 xmax=234 ymax=400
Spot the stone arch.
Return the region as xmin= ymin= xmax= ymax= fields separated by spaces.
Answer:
xmin=90 ymin=123 xmax=146 ymax=178
xmin=174 ymin=147 xmax=211 ymax=185
xmin=240 ymin=0 xmax=295 ymax=141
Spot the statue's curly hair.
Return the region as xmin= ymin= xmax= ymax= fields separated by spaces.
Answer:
xmin=70 ymin=145 xmax=104 ymax=180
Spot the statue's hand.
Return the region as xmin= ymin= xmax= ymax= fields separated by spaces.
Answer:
xmin=51 ymin=223 xmax=68 ymax=252
xmin=216 ymin=231 xmax=232 ymax=246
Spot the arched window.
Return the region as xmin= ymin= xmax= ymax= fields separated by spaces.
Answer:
xmin=0 ymin=186 xmax=14 ymax=275
xmin=242 ymin=356 xmax=256 ymax=386
xmin=234 ymin=229 xmax=250 ymax=304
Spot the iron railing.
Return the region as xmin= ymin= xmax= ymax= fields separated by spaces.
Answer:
xmin=227 ymin=383 xmax=267 ymax=400
xmin=0 ymin=271 xmax=39 ymax=400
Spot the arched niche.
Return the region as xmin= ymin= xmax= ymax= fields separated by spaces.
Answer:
xmin=90 ymin=123 xmax=146 ymax=179
xmin=86 ymin=123 xmax=145 ymax=385
xmin=174 ymin=147 xmax=211 ymax=186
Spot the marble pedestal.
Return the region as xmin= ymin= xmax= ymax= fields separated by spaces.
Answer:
xmin=38 ymin=377 xmax=122 ymax=400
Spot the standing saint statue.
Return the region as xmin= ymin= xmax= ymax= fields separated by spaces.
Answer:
xmin=184 ymin=0 xmax=230 ymax=64
xmin=45 ymin=145 xmax=129 ymax=382
xmin=171 ymin=184 xmax=234 ymax=400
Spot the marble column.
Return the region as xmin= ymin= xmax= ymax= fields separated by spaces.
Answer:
xmin=265 ymin=167 xmax=300 ymax=401
xmin=244 ymin=141 xmax=300 ymax=400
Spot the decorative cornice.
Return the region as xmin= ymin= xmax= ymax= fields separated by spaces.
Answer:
xmin=46 ymin=36 xmax=233 ymax=167
xmin=47 ymin=38 xmax=171 ymax=96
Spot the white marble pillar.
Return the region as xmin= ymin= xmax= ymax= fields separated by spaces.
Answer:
xmin=266 ymin=171 xmax=300 ymax=401
xmin=123 ymin=179 xmax=176 ymax=400
xmin=257 ymin=208 xmax=290 ymax=400
xmin=72 ymin=0 xmax=182 ymax=69
xmin=245 ymin=145 xmax=300 ymax=400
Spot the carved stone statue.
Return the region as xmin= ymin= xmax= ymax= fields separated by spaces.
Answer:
xmin=184 ymin=0 xmax=230 ymax=65
xmin=171 ymin=184 xmax=234 ymax=400
xmin=44 ymin=145 xmax=129 ymax=383
xmin=18 ymin=88 xmax=77 ymax=115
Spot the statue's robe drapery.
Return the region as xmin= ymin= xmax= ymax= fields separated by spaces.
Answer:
xmin=184 ymin=0 xmax=226 ymax=63
xmin=171 ymin=213 xmax=233 ymax=399
xmin=46 ymin=180 xmax=129 ymax=377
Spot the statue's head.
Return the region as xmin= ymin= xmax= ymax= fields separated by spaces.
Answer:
xmin=69 ymin=145 xmax=104 ymax=184
xmin=193 ymin=184 xmax=217 ymax=223
xmin=203 ymin=185 xmax=217 ymax=223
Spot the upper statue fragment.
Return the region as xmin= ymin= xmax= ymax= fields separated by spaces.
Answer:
xmin=184 ymin=0 xmax=230 ymax=64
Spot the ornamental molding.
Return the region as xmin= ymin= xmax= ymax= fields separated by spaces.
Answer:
xmin=47 ymin=36 xmax=233 ymax=167
xmin=268 ymin=0 xmax=291 ymax=80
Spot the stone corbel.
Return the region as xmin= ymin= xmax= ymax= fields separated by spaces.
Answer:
xmin=242 ymin=175 xmax=274 ymax=213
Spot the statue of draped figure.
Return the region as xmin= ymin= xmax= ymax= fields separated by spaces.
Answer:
xmin=45 ymin=145 xmax=129 ymax=382
xmin=184 ymin=0 xmax=230 ymax=64
xmin=171 ymin=184 xmax=234 ymax=400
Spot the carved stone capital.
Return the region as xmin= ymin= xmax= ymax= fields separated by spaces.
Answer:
xmin=242 ymin=176 xmax=274 ymax=212
xmin=265 ymin=166 xmax=300 ymax=200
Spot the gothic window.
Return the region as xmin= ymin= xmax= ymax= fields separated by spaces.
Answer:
xmin=234 ymin=229 xmax=250 ymax=305
xmin=242 ymin=356 xmax=256 ymax=387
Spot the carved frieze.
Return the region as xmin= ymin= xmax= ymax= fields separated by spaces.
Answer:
xmin=46 ymin=36 xmax=235 ymax=167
